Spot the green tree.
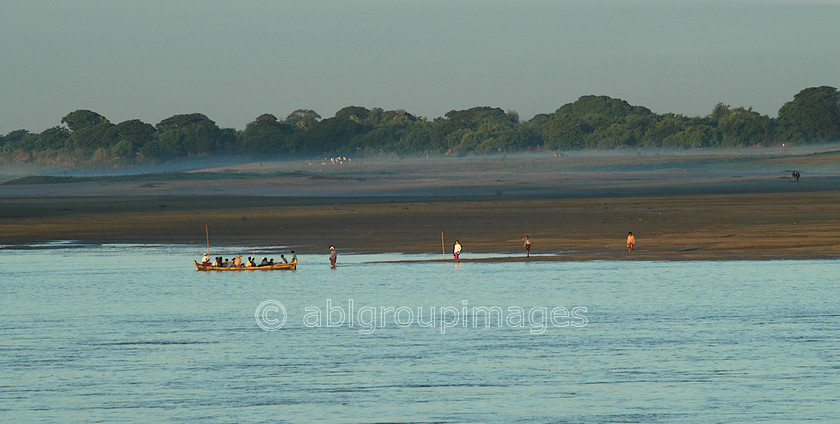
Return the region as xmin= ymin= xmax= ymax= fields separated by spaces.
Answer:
xmin=445 ymin=128 xmax=479 ymax=155
xmin=155 ymin=113 xmax=222 ymax=156
xmin=555 ymin=95 xmax=654 ymax=121
xmin=641 ymin=114 xmax=688 ymax=147
xmin=777 ymin=86 xmax=840 ymax=142
xmin=378 ymin=109 xmax=416 ymax=127
xmin=295 ymin=115 xmax=369 ymax=154
xmin=540 ymin=115 xmax=591 ymax=150
xmin=1 ymin=129 xmax=32 ymax=147
xmin=34 ymin=126 xmax=71 ymax=150
xmin=348 ymin=127 xmax=397 ymax=153
xmin=138 ymin=138 xmax=177 ymax=160
xmin=432 ymin=107 xmax=519 ymax=153
xmin=346 ymin=109 xmax=422 ymax=153
xmin=285 ymin=109 xmax=321 ymax=130
xmin=61 ymin=110 xmax=108 ymax=132
xmin=115 ymin=119 xmax=155 ymax=150
xmin=110 ymin=139 xmax=135 ymax=158
xmin=537 ymin=96 xmax=656 ymax=150
xmin=710 ymin=103 xmax=731 ymax=124
xmin=1 ymin=131 xmax=38 ymax=163
xmin=66 ymin=121 xmax=118 ymax=152
xmin=239 ymin=114 xmax=294 ymax=155
xmin=0 ymin=130 xmax=37 ymax=161
xmin=58 ymin=110 xmax=118 ymax=154
xmin=718 ymin=107 xmax=771 ymax=146
xmin=394 ymin=119 xmax=435 ymax=153
xmin=472 ymin=121 xmax=525 ymax=152
xmin=662 ymin=125 xmax=718 ymax=148
xmin=218 ymin=128 xmax=238 ymax=154
xmin=334 ymin=106 xmax=369 ymax=123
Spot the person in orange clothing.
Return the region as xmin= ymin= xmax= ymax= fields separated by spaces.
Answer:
xmin=626 ymin=232 xmax=635 ymax=253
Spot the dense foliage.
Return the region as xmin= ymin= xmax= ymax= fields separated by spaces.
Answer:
xmin=2 ymin=86 xmax=838 ymax=165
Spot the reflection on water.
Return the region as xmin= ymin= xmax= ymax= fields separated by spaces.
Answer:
xmin=1 ymin=244 xmax=838 ymax=423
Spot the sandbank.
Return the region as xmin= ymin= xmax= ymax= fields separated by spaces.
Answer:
xmin=1 ymin=151 xmax=838 ymax=261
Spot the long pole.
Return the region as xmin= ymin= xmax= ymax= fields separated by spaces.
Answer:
xmin=205 ymin=225 xmax=210 ymax=255
xmin=441 ymin=232 xmax=445 ymax=261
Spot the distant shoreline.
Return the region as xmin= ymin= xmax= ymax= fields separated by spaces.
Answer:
xmin=2 ymin=153 xmax=838 ymax=261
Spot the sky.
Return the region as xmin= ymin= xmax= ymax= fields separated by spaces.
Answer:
xmin=1 ymin=0 xmax=839 ymax=134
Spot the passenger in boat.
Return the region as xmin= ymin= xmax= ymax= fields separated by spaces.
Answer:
xmin=214 ymin=257 xmax=222 ymax=267
xmin=260 ymin=257 xmax=269 ymax=266
xmin=330 ymin=246 xmax=337 ymax=268
xmin=280 ymin=255 xmax=288 ymax=263
xmin=202 ymin=253 xmax=211 ymax=265
xmin=268 ymin=258 xmax=275 ymax=265
xmin=291 ymin=250 xmax=297 ymax=263
xmin=246 ymin=257 xmax=256 ymax=267
xmin=223 ymin=258 xmax=230 ymax=267
xmin=234 ymin=255 xmax=242 ymax=267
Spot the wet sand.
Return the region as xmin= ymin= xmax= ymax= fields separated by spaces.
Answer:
xmin=1 ymin=151 xmax=839 ymax=260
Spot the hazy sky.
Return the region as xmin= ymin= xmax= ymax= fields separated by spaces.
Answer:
xmin=2 ymin=0 xmax=838 ymax=134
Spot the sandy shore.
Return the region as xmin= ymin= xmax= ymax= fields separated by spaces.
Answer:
xmin=2 ymin=152 xmax=839 ymax=260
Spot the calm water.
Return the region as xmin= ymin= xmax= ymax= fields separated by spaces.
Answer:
xmin=1 ymin=243 xmax=838 ymax=423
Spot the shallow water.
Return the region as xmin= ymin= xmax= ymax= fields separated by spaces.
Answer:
xmin=1 ymin=244 xmax=838 ymax=423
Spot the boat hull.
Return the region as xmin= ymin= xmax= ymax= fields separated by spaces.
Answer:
xmin=194 ymin=260 xmax=296 ymax=271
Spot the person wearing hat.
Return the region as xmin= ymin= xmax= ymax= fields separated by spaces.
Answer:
xmin=329 ymin=246 xmax=337 ymax=267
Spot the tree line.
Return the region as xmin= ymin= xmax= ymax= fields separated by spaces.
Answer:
xmin=2 ymin=86 xmax=838 ymax=166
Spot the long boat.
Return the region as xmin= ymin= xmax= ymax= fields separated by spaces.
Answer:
xmin=194 ymin=260 xmax=297 ymax=271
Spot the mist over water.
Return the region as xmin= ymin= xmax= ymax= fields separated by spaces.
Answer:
xmin=3 ymin=143 xmax=840 ymax=181
xmin=1 ymin=244 xmax=837 ymax=422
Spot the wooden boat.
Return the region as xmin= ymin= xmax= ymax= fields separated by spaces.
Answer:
xmin=194 ymin=260 xmax=297 ymax=271
xmin=195 ymin=226 xmax=296 ymax=271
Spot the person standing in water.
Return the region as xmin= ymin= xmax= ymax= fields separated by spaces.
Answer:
xmin=626 ymin=232 xmax=635 ymax=253
xmin=453 ymin=240 xmax=462 ymax=262
xmin=523 ymin=236 xmax=531 ymax=258
xmin=329 ymin=246 xmax=337 ymax=268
